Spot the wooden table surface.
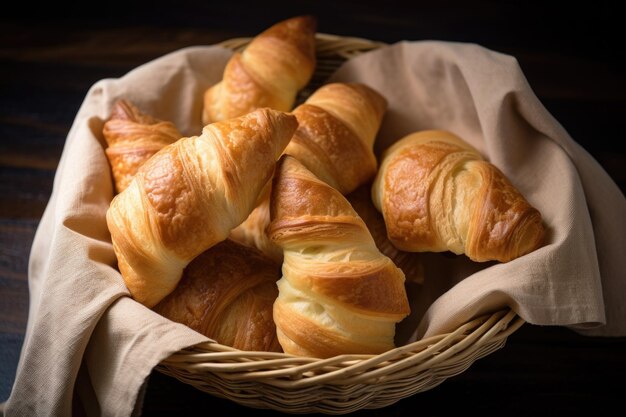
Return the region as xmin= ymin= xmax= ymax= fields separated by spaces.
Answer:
xmin=1 ymin=2 xmax=625 ymax=415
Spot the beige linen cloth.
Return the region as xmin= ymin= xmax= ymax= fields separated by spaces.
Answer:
xmin=4 ymin=41 xmax=625 ymax=416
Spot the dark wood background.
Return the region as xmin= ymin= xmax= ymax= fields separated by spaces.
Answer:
xmin=1 ymin=1 xmax=625 ymax=415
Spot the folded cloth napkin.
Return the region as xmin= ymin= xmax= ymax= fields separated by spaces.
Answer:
xmin=5 ymin=41 xmax=625 ymax=417
xmin=327 ymin=41 xmax=626 ymax=341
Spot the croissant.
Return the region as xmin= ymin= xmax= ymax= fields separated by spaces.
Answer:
xmin=228 ymin=191 xmax=284 ymax=263
xmin=372 ymin=130 xmax=545 ymax=263
xmin=102 ymin=99 xmax=181 ymax=193
xmin=285 ymin=82 xmax=387 ymax=194
xmin=230 ymin=82 xmax=387 ymax=260
xmin=154 ymin=239 xmax=282 ymax=352
xmin=106 ymin=108 xmax=298 ymax=307
xmin=202 ymin=15 xmax=316 ymax=124
xmin=346 ymin=185 xmax=424 ymax=284
xmin=267 ymin=156 xmax=410 ymax=358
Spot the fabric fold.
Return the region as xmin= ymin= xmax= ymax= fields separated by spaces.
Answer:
xmin=329 ymin=41 xmax=623 ymax=339
xmin=6 ymin=40 xmax=624 ymax=417
xmin=6 ymin=46 xmax=232 ymax=417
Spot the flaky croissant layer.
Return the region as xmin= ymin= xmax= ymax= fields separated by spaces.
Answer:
xmin=285 ymin=82 xmax=387 ymax=194
xmin=102 ymin=99 xmax=181 ymax=193
xmin=230 ymin=82 xmax=388 ymax=262
xmin=372 ymin=130 xmax=545 ymax=263
xmin=203 ymin=15 xmax=316 ymax=124
xmin=268 ymin=156 xmax=410 ymax=358
xmin=106 ymin=108 xmax=298 ymax=307
xmin=154 ymin=239 xmax=282 ymax=352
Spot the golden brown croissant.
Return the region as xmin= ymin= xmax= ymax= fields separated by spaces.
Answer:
xmin=346 ymin=184 xmax=424 ymax=284
xmin=267 ymin=156 xmax=410 ymax=358
xmin=154 ymin=239 xmax=282 ymax=352
xmin=372 ymin=130 xmax=545 ymax=263
xmin=106 ymin=108 xmax=298 ymax=307
xmin=102 ymin=99 xmax=181 ymax=193
xmin=228 ymin=189 xmax=284 ymax=263
xmin=285 ymin=82 xmax=387 ymax=194
xmin=230 ymin=82 xmax=387 ymax=260
xmin=202 ymin=15 xmax=316 ymax=124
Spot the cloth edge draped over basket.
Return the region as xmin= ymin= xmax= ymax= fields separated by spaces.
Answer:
xmin=327 ymin=40 xmax=625 ymax=340
xmin=5 ymin=40 xmax=625 ymax=417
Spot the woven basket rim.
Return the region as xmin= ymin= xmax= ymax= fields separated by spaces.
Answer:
xmin=160 ymin=309 xmax=524 ymax=385
xmin=156 ymin=32 xmax=526 ymax=413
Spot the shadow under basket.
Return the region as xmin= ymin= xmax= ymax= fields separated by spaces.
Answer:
xmin=154 ymin=34 xmax=525 ymax=415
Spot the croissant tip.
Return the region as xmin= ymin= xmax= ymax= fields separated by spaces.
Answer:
xmin=112 ymin=98 xmax=130 ymax=107
xmin=238 ymin=108 xmax=298 ymax=158
xmin=276 ymin=154 xmax=299 ymax=172
xmin=517 ymin=212 xmax=546 ymax=257
xmin=109 ymin=99 xmax=143 ymax=122
xmin=284 ymin=15 xmax=317 ymax=32
xmin=347 ymin=82 xmax=388 ymax=113
xmin=258 ymin=107 xmax=298 ymax=127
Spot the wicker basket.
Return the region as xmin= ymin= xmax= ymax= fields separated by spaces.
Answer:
xmin=155 ymin=33 xmax=525 ymax=414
